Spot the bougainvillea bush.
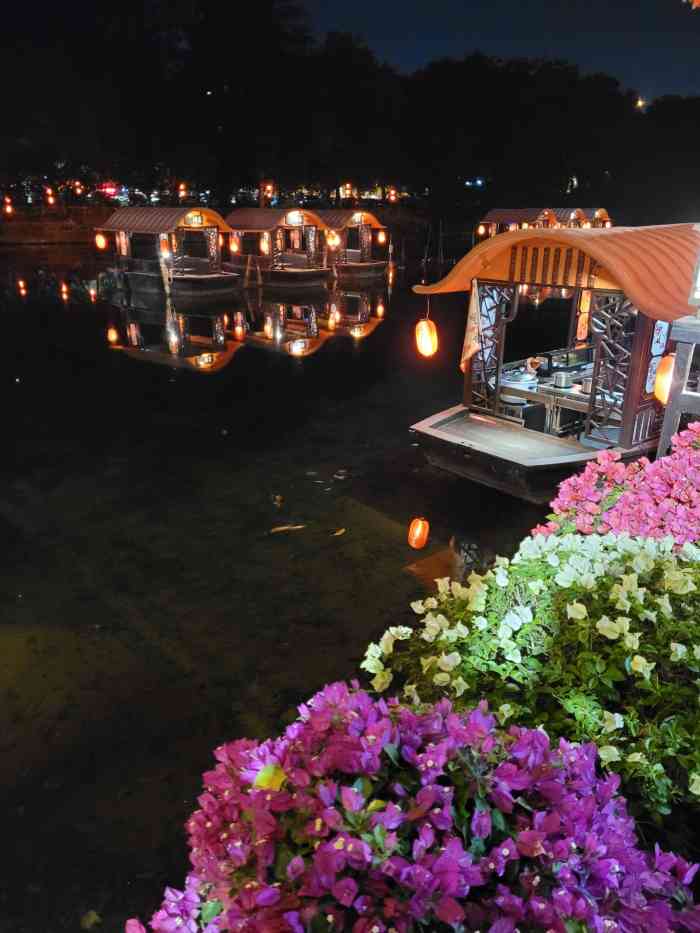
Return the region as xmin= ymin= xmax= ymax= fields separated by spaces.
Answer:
xmin=362 ymin=534 xmax=700 ymax=817
xmin=126 ymin=682 xmax=700 ymax=932
xmin=534 ymin=422 xmax=700 ymax=543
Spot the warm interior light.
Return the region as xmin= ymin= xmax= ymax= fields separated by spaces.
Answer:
xmin=408 ymin=517 xmax=430 ymax=550
xmin=263 ymin=316 xmax=274 ymax=339
xmin=509 ymin=223 xmax=517 ymax=232
xmin=234 ymin=323 xmax=245 ymax=341
xmin=60 ymin=282 xmax=69 ymax=300
xmin=376 ymin=302 xmax=385 ymax=317
xmin=4 ymin=204 xmax=13 ymax=215
xmin=289 ymin=339 xmax=307 ymax=356
xmin=654 ymin=353 xmax=676 ymax=405
xmin=327 ymin=230 xmax=340 ymax=248
xmin=218 ymin=233 xmax=224 ymax=247
xmin=377 ymin=230 xmax=387 ymax=244
xmin=107 ymin=327 xmax=119 ymax=344
xmin=260 ymin=233 xmax=270 ymax=255
xmin=415 ymin=318 xmax=438 ymax=357
xmin=583 ymin=221 xmax=592 ymax=228
xmin=89 ymin=287 xmax=97 ymax=302
xmin=197 ymin=353 xmax=214 ymax=368
xmin=46 ymin=187 xmax=53 ymax=196
xmin=17 ymin=279 xmax=25 ymax=289
xmin=95 ymin=232 xmax=108 ymax=250
xmin=605 ymin=220 xmax=612 ymax=228
xmin=47 ymin=195 xmax=55 ymax=205
xmin=477 ymin=224 xmax=486 ymax=236
xmin=230 ymin=236 xmax=240 ymax=253
xmin=521 ymin=222 xmax=529 ymax=230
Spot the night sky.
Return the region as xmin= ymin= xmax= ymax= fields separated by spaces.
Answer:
xmin=306 ymin=0 xmax=700 ymax=99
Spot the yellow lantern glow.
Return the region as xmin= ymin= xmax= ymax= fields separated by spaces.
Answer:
xmin=95 ymin=232 xmax=107 ymax=250
xmin=263 ymin=316 xmax=274 ymax=339
xmin=408 ymin=517 xmax=430 ymax=550
xmin=605 ymin=220 xmax=612 ymax=228
xmin=327 ymin=230 xmax=340 ymax=248
xmin=260 ymin=233 xmax=270 ymax=256
xmin=107 ymin=327 xmax=119 ymax=344
xmin=17 ymin=279 xmax=26 ymax=290
xmin=60 ymin=282 xmax=69 ymax=301
xmin=477 ymin=224 xmax=486 ymax=236
xmin=521 ymin=222 xmax=529 ymax=230
xmin=415 ymin=318 xmax=438 ymax=357
xmin=377 ymin=230 xmax=387 ymax=244
xmin=376 ymin=301 xmax=385 ymax=318
xmin=230 ymin=236 xmax=240 ymax=253
xmin=583 ymin=221 xmax=592 ymax=229
xmin=4 ymin=204 xmax=13 ymax=215
xmin=47 ymin=195 xmax=55 ymax=205
xmin=89 ymin=287 xmax=97 ymax=303
xmin=654 ymin=353 xmax=676 ymax=405
xmin=234 ymin=323 xmax=245 ymax=341
xmin=219 ymin=233 xmax=224 ymax=247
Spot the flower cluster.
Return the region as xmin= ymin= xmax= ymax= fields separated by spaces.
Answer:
xmin=363 ymin=533 xmax=700 ymax=815
xmin=127 ymin=683 xmax=700 ymax=932
xmin=533 ymin=422 xmax=700 ymax=544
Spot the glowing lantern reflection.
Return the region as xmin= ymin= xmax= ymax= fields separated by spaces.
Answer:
xmin=377 ymin=230 xmax=387 ymax=245
xmin=89 ymin=287 xmax=97 ymax=303
xmin=107 ymin=327 xmax=119 ymax=344
xmin=408 ymin=517 xmax=430 ymax=550
xmin=415 ymin=318 xmax=438 ymax=357
xmin=95 ymin=232 xmax=107 ymax=250
xmin=654 ymin=353 xmax=676 ymax=405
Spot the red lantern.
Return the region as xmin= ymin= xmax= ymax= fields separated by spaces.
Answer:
xmin=415 ymin=318 xmax=438 ymax=357
xmin=408 ymin=517 xmax=430 ymax=550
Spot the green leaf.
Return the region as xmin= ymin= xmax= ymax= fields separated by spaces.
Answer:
xmin=200 ymin=900 xmax=223 ymax=925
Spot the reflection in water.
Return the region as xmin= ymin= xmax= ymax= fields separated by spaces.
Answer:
xmin=407 ymin=516 xmax=430 ymax=549
xmin=105 ymin=280 xmax=389 ymax=368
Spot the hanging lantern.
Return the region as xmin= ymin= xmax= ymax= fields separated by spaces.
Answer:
xmin=230 ymin=235 xmax=240 ymax=253
xmin=654 ymin=353 xmax=676 ymax=405
xmin=477 ymin=224 xmax=486 ymax=236
xmin=415 ymin=318 xmax=438 ymax=357
xmin=219 ymin=233 xmax=224 ymax=248
xmin=408 ymin=517 xmax=430 ymax=550
xmin=234 ymin=323 xmax=245 ymax=341
xmin=260 ymin=232 xmax=270 ymax=255
xmin=377 ymin=230 xmax=387 ymax=245
xmin=263 ymin=315 xmax=274 ymax=339
xmin=107 ymin=326 xmax=119 ymax=344
xmin=95 ymin=232 xmax=108 ymax=250
xmin=376 ymin=301 xmax=385 ymax=318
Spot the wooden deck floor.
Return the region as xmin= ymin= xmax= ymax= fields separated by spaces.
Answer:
xmin=411 ymin=406 xmax=603 ymax=469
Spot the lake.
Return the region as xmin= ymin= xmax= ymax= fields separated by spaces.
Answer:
xmin=0 ymin=246 xmax=544 ymax=932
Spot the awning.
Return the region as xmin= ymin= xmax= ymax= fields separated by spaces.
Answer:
xmin=99 ymin=207 xmax=233 ymax=234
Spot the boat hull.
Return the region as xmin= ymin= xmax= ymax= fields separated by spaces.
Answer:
xmin=410 ymin=405 xmax=648 ymax=505
xmin=332 ymin=261 xmax=388 ymax=280
xmin=125 ymin=270 xmax=240 ymax=302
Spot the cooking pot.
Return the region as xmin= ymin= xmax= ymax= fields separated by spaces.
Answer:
xmin=582 ymin=376 xmax=594 ymax=393
xmin=553 ymin=371 xmax=574 ymax=388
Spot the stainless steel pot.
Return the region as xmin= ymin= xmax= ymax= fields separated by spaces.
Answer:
xmin=582 ymin=376 xmax=594 ymax=393
xmin=553 ymin=371 xmax=573 ymax=388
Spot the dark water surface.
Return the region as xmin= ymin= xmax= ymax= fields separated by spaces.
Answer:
xmin=0 ymin=248 xmax=544 ymax=932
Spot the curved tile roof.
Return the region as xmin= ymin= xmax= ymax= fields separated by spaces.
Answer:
xmin=226 ymin=208 xmax=328 ymax=231
xmin=99 ymin=206 xmax=232 ymax=233
xmin=414 ymin=223 xmax=700 ymax=322
xmin=316 ymin=209 xmax=385 ymax=229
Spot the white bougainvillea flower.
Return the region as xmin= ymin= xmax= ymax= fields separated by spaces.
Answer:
xmin=623 ymin=632 xmax=641 ymax=650
xmin=424 ymin=597 xmax=438 ymax=610
xmin=379 ymin=632 xmax=395 ymax=656
xmin=451 ymin=676 xmax=468 ymax=697
xmin=630 ymin=655 xmax=656 ymax=679
xmin=640 ymin=609 xmax=657 ymax=623
xmin=527 ymin=579 xmax=546 ymax=594
xmin=437 ymin=651 xmax=461 ymax=672
xmin=494 ymin=567 xmax=509 ymax=587
xmin=598 ymin=745 xmax=621 ymax=765
xmin=663 ymin=569 xmax=696 ymax=595
xmin=626 ymin=752 xmax=647 ymax=764
xmin=656 ymin=594 xmax=673 ymax=617
xmin=546 ymin=553 xmax=560 ymax=568
xmin=371 ymin=670 xmax=392 ymax=692
xmin=365 ymin=642 xmax=382 ymax=660
xmin=497 ymin=703 xmax=514 ymax=724
xmin=602 ymin=711 xmax=625 ymax=733
xmin=693 ymin=645 xmax=700 ymax=660
xmin=387 ymin=625 xmax=413 ymax=640
xmin=360 ymin=655 xmax=385 ymax=675
xmin=555 ymin=566 xmax=577 ymax=588
xmin=433 ymin=672 xmax=451 ymax=686
xmin=473 ymin=616 xmax=489 ymax=631
xmin=450 ymin=580 xmax=470 ymax=599
xmin=596 ymin=616 xmax=622 ymax=640
xmin=566 ymin=601 xmax=588 ymax=620
xmin=502 ymin=642 xmax=522 ymax=664
xmin=410 ymin=600 xmax=426 ymax=615
xmin=689 ymin=772 xmax=700 ymax=796
xmin=435 ymin=577 xmax=450 ymax=597
xmin=670 ymin=642 xmax=688 ymax=662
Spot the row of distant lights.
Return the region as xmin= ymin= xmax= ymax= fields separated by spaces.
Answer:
xmin=477 ymin=212 xmax=612 ymax=236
